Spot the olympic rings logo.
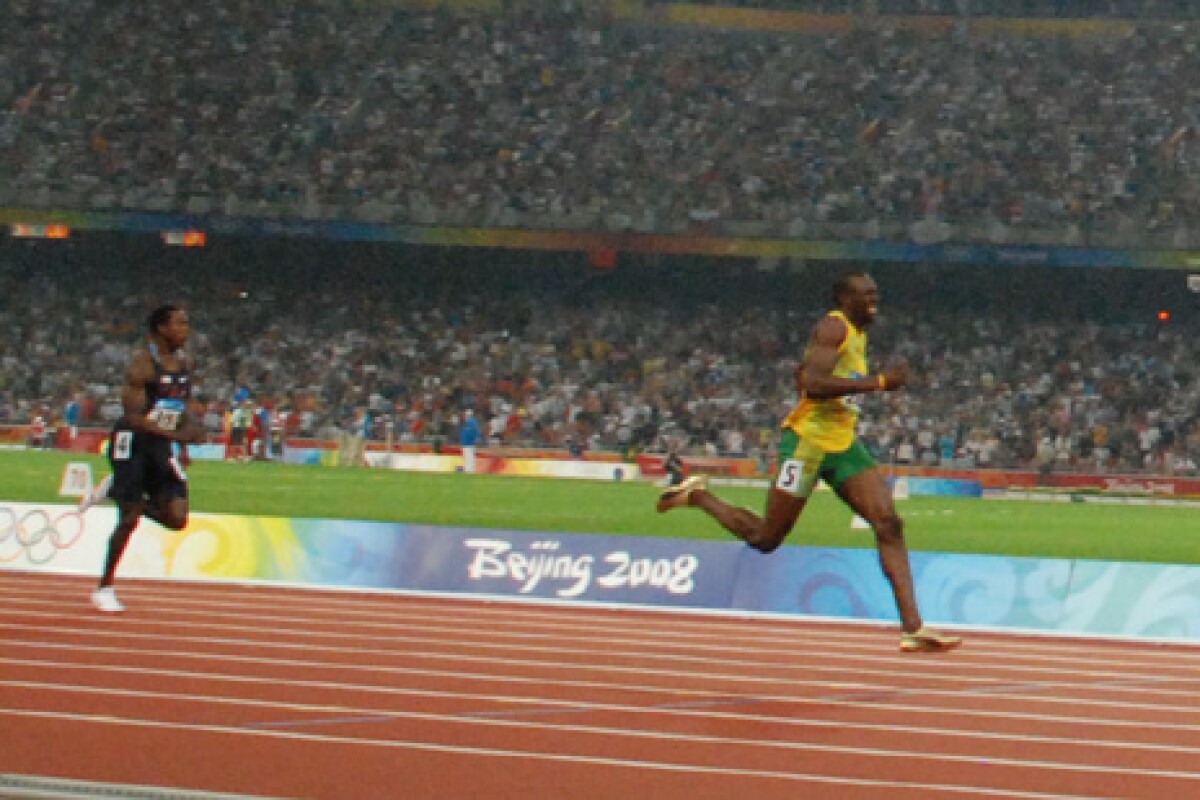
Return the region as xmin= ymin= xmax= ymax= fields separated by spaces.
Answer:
xmin=0 ymin=507 xmax=87 ymax=565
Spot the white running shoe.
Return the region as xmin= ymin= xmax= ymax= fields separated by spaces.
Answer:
xmin=78 ymin=474 xmax=113 ymax=513
xmin=91 ymin=587 xmax=124 ymax=613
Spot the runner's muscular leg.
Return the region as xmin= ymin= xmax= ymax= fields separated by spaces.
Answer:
xmin=143 ymin=493 xmax=188 ymax=531
xmin=836 ymin=468 xmax=924 ymax=633
xmin=99 ymin=501 xmax=143 ymax=588
xmin=691 ymin=486 xmax=805 ymax=553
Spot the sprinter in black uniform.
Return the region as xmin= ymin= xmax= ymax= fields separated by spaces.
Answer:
xmin=92 ymin=305 xmax=204 ymax=613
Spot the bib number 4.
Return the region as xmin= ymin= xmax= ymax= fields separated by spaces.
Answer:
xmin=112 ymin=431 xmax=134 ymax=461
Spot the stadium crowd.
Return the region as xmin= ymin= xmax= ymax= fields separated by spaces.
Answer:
xmin=3 ymin=0 xmax=1200 ymax=477
xmin=2 ymin=244 xmax=1198 ymax=477
xmin=5 ymin=1 xmax=1200 ymax=246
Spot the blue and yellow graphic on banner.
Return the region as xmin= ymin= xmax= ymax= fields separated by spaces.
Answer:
xmin=146 ymin=513 xmax=409 ymax=588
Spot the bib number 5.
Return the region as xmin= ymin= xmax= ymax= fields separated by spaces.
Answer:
xmin=776 ymin=459 xmax=808 ymax=496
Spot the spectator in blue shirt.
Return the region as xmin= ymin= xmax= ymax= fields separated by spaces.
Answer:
xmin=460 ymin=410 xmax=481 ymax=473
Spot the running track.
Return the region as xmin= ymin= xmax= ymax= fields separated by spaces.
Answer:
xmin=3 ymin=572 xmax=1200 ymax=799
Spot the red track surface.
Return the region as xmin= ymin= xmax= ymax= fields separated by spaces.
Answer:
xmin=4 ymin=571 xmax=1200 ymax=799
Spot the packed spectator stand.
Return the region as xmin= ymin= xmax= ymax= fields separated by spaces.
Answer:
xmin=2 ymin=0 xmax=1199 ymax=477
xmin=5 ymin=0 xmax=1200 ymax=247
xmin=2 ymin=240 xmax=1197 ymax=477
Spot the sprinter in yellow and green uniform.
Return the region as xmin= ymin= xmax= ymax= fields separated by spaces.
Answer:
xmin=777 ymin=308 xmax=877 ymax=500
xmin=656 ymin=272 xmax=961 ymax=653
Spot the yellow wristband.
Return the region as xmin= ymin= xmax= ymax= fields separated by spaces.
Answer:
xmin=877 ymin=374 xmax=887 ymax=391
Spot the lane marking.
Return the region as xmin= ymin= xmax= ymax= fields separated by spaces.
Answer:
xmin=8 ymin=609 xmax=1200 ymax=702
xmin=7 ymin=577 xmax=1200 ymax=664
xmin=0 ymin=706 xmax=1149 ymax=800
xmin=7 ymin=620 xmax=1200 ymax=721
xmin=7 ymin=657 xmax=1200 ymax=762
xmin=22 ymin=638 xmax=1200 ymax=735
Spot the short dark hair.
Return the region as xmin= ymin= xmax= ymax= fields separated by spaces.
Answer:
xmin=832 ymin=271 xmax=868 ymax=305
xmin=147 ymin=304 xmax=181 ymax=334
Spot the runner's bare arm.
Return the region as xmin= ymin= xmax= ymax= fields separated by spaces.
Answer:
xmin=802 ymin=316 xmax=906 ymax=399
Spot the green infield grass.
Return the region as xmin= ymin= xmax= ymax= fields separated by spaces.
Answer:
xmin=1 ymin=449 xmax=1196 ymax=565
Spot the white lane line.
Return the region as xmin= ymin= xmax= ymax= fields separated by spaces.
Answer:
xmin=2 ymin=590 xmax=1185 ymax=667
xmin=5 ymin=655 xmax=1200 ymax=759
xmin=10 ymin=638 xmax=1200 ymax=738
xmin=10 ymin=578 xmax=1200 ymax=690
xmin=9 ymin=575 xmax=1200 ymax=657
xmin=11 ymin=602 xmax=1200 ymax=694
xmin=5 ymin=623 xmax=1200 ymax=723
xmin=6 ymin=682 xmax=1200 ymax=786
xmin=0 ymin=708 xmax=1098 ymax=800
xmin=7 ymin=616 xmax=1200 ymax=712
xmin=8 ymin=586 xmax=1200 ymax=677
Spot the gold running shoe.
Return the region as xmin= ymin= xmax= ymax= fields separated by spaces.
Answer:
xmin=656 ymin=475 xmax=708 ymax=513
xmin=900 ymin=626 xmax=962 ymax=653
